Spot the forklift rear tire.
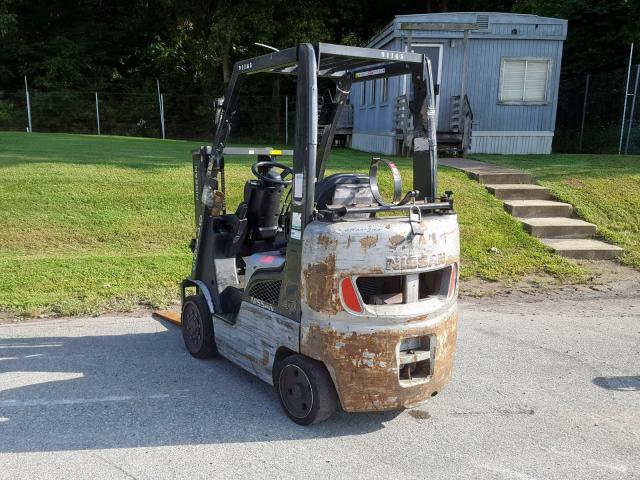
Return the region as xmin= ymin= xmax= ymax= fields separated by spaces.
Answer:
xmin=274 ymin=354 xmax=338 ymax=425
xmin=182 ymin=295 xmax=217 ymax=359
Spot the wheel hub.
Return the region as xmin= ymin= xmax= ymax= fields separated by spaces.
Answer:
xmin=279 ymin=365 xmax=314 ymax=419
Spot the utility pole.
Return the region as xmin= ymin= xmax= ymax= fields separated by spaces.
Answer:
xmin=618 ymin=43 xmax=634 ymax=154
xmin=578 ymin=74 xmax=590 ymax=152
xmin=157 ymin=79 xmax=166 ymax=139
xmin=95 ymin=92 xmax=101 ymax=135
xmin=624 ymin=65 xmax=640 ymax=154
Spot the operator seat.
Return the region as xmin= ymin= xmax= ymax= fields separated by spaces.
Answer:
xmin=315 ymin=173 xmax=375 ymax=218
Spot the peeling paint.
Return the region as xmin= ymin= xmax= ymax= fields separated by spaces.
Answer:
xmin=389 ymin=234 xmax=405 ymax=247
xmin=317 ymin=234 xmax=338 ymax=248
xmin=360 ymin=235 xmax=379 ymax=251
xmin=302 ymin=253 xmax=339 ymax=314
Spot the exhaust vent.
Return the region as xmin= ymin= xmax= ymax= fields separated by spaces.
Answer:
xmin=476 ymin=14 xmax=489 ymax=30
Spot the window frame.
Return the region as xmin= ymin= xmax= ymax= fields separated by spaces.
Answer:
xmin=498 ymin=57 xmax=552 ymax=106
xmin=360 ymin=81 xmax=367 ymax=107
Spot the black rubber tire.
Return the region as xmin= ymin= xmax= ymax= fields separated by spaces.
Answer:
xmin=181 ymin=294 xmax=217 ymax=359
xmin=274 ymin=354 xmax=338 ymax=425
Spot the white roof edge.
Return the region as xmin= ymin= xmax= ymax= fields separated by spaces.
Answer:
xmin=393 ymin=12 xmax=567 ymax=23
xmin=366 ymin=19 xmax=396 ymax=48
xmin=366 ymin=11 xmax=567 ymax=47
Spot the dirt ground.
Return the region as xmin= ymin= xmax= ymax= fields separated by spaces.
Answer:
xmin=460 ymin=259 xmax=640 ymax=304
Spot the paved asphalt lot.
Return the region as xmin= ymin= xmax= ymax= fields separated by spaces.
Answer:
xmin=1 ymin=293 xmax=639 ymax=479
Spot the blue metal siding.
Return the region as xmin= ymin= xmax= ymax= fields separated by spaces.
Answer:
xmin=352 ymin=37 xmax=405 ymax=136
xmin=466 ymin=38 xmax=560 ymax=131
xmin=352 ymin=12 xmax=566 ymax=153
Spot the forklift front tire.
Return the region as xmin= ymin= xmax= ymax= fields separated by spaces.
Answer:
xmin=274 ymin=354 xmax=338 ymax=425
xmin=181 ymin=295 xmax=217 ymax=359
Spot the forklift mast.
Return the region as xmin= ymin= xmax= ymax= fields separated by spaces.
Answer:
xmin=190 ymin=43 xmax=439 ymax=320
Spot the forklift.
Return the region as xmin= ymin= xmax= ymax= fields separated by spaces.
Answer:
xmin=181 ymin=43 xmax=460 ymax=425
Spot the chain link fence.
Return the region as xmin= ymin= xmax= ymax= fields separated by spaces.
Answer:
xmin=5 ymin=74 xmax=639 ymax=155
xmin=555 ymin=64 xmax=640 ymax=154
xmin=0 ymin=89 xmax=297 ymax=145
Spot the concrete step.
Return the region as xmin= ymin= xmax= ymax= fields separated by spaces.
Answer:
xmin=505 ymin=200 xmax=573 ymax=218
xmin=521 ymin=217 xmax=597 ymax=238
xmin=540 ymin=238 xmax=624 ymax=260
xmin=473 ymin=172 xmax=534 ymax=185
xmin=485 ymin=184 xmax=551 ymax=200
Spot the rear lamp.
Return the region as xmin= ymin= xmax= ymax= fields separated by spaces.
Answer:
xmin=340 ymin=277 xmax=363 ymax=313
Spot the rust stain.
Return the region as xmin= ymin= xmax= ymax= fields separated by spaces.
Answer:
xmin=262 ymin=350 xmax=270 ymax=366
xmin=389 ymin=234 xmax=405 ymax=247
xmin=301 ymin=311 xmax=458 ymax=412
xmin=359 ymin=235 xmax=378 ymax=251
xmin=317 ymin=234 xmax=338 ymax=248
xmin=347 ymin=236 xmax=352 ymax=248
xmin=302 ymin=253 xmax=340 ymax=314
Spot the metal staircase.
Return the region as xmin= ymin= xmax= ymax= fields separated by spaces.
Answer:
xmin=395 ymin=94 xmax=473 ymax=156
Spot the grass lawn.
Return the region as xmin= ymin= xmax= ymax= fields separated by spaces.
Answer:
xmin=0 ymin=132 xmax=584 ymax=316
xmin=475 ymin=154 xmax=640 ymax=269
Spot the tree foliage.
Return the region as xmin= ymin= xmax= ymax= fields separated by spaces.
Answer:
xmin=1 ymin=0 xmax=638 ymax=95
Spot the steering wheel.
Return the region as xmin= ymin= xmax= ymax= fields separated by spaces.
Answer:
xmin=251 ymin=161 xmax=294 ymax=186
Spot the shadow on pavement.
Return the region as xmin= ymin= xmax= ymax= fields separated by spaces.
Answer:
xmin=0 ymin=322 xmax=399 ymax=453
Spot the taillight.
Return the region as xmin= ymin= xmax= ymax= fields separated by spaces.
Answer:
xmin=340 ymin=277 xmax=363 ymax=313
xmin=448 ymin=263 xmax=458 ymax=299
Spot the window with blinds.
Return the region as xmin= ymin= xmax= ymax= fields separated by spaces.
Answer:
xmin=381 ymin=77 xmax=389 ymax=103
xmin=499 ymin=58 xmax=551 ymax=104
xmin=368 ymin=80 xmax=376 ymax=106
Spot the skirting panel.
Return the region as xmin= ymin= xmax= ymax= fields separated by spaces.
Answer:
xmin=469 ymin=131 xmax=554 ymax=154
xmin=351 ymin=132 xmax=397 ymax=155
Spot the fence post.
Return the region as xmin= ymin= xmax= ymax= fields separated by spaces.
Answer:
xmin=156 ymin=79 xmax=165 ymax=139
xmin=95 ymin=92 xmax=101 ymax=135
xmin=578 ymin=73 xmax=590 ymax=152
xmin=624 ymin=65 xmax=640 ymax=154
xmin=160 ymin=93 xmax=166 ymax=139
xmin=24 ymin=76 xmax=32 ymax=133
xmin=619 ymin=43 xmax=634 ymax=154
xmin=284 ymin=95 xmax=288 ymax=145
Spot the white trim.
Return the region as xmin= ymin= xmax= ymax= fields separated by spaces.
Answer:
xmin=473 ymin=130 xmax=554 ymax=137
xmin=352 ymin=132 xmax=397 ymax=155
xmin=498 ymin=57 xmax=552 ymax=105
xmin=470 ymin=132 xmax=553 ymax=154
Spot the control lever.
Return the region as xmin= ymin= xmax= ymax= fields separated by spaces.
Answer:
xmin=409 ymin=205 xmax=424 ymax=235
xmin=398 ymin=190 xmax=419 ymax=206
xmin=236 ymin=202 xmax=248 ymax=220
